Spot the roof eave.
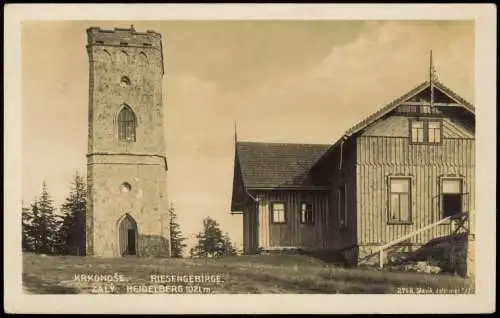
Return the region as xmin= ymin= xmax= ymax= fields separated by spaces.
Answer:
xmin=312 ymin=133 xmax=350 ymax=169
xmin=246 ymin=185 xmax=330 ymax=191
xmin=434 ymin=81 xmax=475 ymax=115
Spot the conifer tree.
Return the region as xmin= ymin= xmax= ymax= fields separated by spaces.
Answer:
xmin=30 ymin=182 xmax=59 ymax=254
xmin=22 ymin=203 xmax=35 ymax=252
xmin=168 ymin=203 xmax=187 ymax=258
xmin=58 ymin=173 xmax=87 ymax=255
xmin=193 ymin=217 xmax=231 ymax=257
xmin=221 ymin=232 xmax=237 ymax=256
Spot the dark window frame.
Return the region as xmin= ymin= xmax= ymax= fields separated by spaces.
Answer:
xmin=299 ymin=201 xmax=314 ymax=225
xmin=270 ymin=201 xmax=287 ymax=224
xmin=338 ymin=183 xmax=348 ymax=229
xmin=440 ymin=177 xmax=464 ymax=219
xmin=387 ymin=176 xmax=413 ymax=225
xmin=409 ymin=118 xmax=443 ymax=145
xmin=409 ymin=119 xmax=425 ymax=144
xmin=118 ymin=106 xmax=137 ymax=142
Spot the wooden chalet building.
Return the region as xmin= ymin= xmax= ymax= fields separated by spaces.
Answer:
xmin=230 ymin=73 xmax=475 ymax=265
xmin=230 ymin=142 xmax=331 ymax=254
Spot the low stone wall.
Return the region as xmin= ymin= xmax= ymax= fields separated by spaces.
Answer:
xmin=466 ymin=235 xmax=475 ymax=277
xmin=447 ymin=234 xmax=474 ymax=277
xmin=138 ymin=235 xmax=170 ymax=257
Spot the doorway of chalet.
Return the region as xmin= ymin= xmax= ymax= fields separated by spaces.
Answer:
xmin=118 ymin=214 xmax=138 ymax=256
xmin=441 ymin=178 xmax=463 ymax=218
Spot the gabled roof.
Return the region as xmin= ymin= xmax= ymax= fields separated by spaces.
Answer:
xmin=345 ymin=80 xmax=474 ymax=137
xmin=434 ymin=81 xmax=475 ymax=114
xmin=314 ymin=80 xmax=475 ymax=167
xmin=235 ymin=141 xmax=330 ymax=189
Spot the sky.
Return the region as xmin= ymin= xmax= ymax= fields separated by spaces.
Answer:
xmin=21 ymin=20 xmax=475 ymax=251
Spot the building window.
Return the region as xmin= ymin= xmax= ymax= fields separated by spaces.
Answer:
xmin=100 ymin=49 xmax=112 ymax=64
xmin=428 ymin=121 xmax=442 ymax=143
xmin=118 ymin=50 xmax=129 ymax=64
xmin=410 ymin=119 xmax=442 ymax=144
xmin=338 ymin=183 xmax=348 ymax=228
xmin=137 ymin=52 xmax=149 ymax=67
xmin=271 ymin=202 xmax=286 ymax=224
xmin=300 ymin=202 xmax=314 ymax=225
xmin=388 ymin=177 xmax=412 ymax=224
xmin=118 ymin=106 xmax=137 ymax=142
xmin=441 ymin=178 xmax=463 ymax=218
xmin=410 ymin=120 xmax=425 ymax=143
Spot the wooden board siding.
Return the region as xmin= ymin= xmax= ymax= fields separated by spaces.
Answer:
xmin=356 ymin=136 xmax=475 ymax=245
xmin=357 ymin=137 xmax=475 ymax=166
xmin=231 ymin=156 xmax=249 ymax=212
xmin=242 ymin=201 xmax=259 ymax=254
xmin=242 ymin=204 xmax=249 ymax=253
xmin=325 ymin=139 xmax=358 ymax=251
xmin=311 ymin=139 xmax=358 ymax=251
xmin=250 ymin=190 xmax=329 ymax=250
xmin=257 ymin=194 xmax=270 ymax=249
xmin=360 ymin=115 xmax=474 ymax=139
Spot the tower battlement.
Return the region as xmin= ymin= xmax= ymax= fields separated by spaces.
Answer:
xmin=86 ymin=26 xmax=162 ymax=49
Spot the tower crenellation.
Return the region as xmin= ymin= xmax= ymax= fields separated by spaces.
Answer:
xmin=87 ymin=26 xmax=163 ymax=50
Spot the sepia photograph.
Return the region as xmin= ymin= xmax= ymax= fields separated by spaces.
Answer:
xmin=4 ymin=3 xmax=496 ymax=315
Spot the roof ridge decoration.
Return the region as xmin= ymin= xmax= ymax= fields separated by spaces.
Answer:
xmin=430 ymin=50 xmax=439 ymax=84
xmin=430 ymin=50 xmax=437 ymax=108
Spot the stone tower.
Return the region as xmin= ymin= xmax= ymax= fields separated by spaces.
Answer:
xmin=85 ymin=26 xmax=170 ymax=257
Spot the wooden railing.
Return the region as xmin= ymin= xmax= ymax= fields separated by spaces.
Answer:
xmin=378 ymin=210 xmax=472 ymax=269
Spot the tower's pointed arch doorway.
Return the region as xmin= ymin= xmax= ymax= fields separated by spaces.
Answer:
xmin=117 ymin=214 xmax=138 ymax=256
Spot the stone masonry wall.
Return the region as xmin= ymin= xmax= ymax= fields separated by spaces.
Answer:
xmin=86 ymin=34 xmax=165 ymax=155
xmin=86 ymin=26 xmax=170 ymax=257
xmin=89 ymin=157 xmax=169 ymax=257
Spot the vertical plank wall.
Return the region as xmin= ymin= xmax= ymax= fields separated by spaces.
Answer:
xmin=252 ymin=190 xmax=329 ymax=250
xmin=356 ymin=136 xmax=475 ymax=245
xmin=242 ymin=201 xmax=259 ymax=254
xmin=324 ymin=139 xmax=358 ymax=251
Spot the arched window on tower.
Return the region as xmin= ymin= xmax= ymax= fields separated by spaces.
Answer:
xmin=118 ymin=106 xmax=137 ymax=142
xmin=100 ymin=49 xmax=112 ymax=64
xmin=118 ymin=51 xmax=129 ymax=65
xmin=137 ymin=52 xmax=148 ymax=67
